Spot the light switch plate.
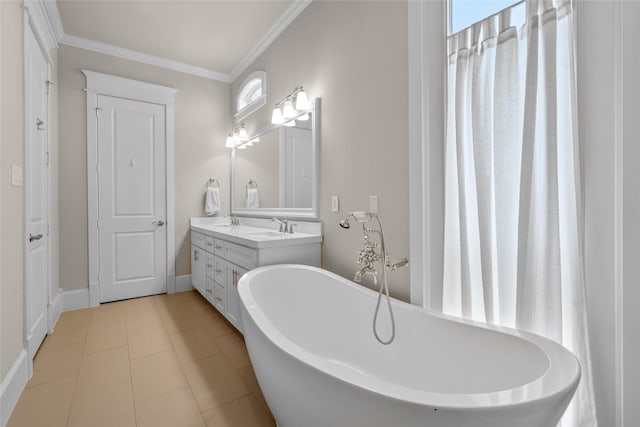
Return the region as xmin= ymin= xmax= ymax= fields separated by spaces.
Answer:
xmin=369 ymin=195 xmax=378 ymax=214
xmin=331 ymin=196 xmax=339 ymax=212
xmin=11 ymin=164 xmax=23 ymax=187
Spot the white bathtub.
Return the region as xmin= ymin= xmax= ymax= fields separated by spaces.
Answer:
xmin=238 ymin=264 xmax=580 ymax=427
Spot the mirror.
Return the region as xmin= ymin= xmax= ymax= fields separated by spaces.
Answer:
xmin=231 ymin=98 xmax=320 ymax=219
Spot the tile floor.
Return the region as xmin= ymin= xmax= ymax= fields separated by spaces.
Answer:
xmin=8 ymin=290 xmax=276 ymax=427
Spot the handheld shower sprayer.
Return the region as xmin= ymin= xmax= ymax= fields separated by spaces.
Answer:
xmin=339 ymin=211 xmax=371 ymax=229
xmin=338 ymin=211 xmax=408 ymax=345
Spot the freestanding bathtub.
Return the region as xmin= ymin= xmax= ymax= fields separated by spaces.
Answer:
xmin=238 ymin=264 xmax=580 ymax=427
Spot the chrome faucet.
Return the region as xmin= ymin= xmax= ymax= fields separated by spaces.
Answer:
xmin=230 ymin=216 xmax=240 ymax=226
xmin=272 ymin=217 xmax=288 ymax=233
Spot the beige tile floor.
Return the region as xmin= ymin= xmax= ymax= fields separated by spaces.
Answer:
xmin=8 ymin=291 xmax=276 ymax=427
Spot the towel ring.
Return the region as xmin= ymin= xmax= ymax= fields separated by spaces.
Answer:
xmin=246 ymin=179 xmax=258 ymax=189
xmin=208 ymin=177 xmax=219 ymax=188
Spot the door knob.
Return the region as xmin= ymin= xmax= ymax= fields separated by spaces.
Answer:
xmin=152 ymin=220 xmax=165 ymax=226
xmin=29 ymin=233 xmax=43 ymax=242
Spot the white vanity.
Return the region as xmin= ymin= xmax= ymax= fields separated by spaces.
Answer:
xmin=190 ymin=217 xmax=322 ymax=332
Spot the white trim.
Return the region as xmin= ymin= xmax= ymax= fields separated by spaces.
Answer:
xmin=407 ymin=1 xmax=445 ymax=310
xmin=47 ymin=290 xmax=62 ymax=333
xmin=613 ymin=0 xmax=624 ymax=425
xmin=62 ymin=34 xmax=231 ymax=83
xmin=42 ymin=0 xmax=64 ymax=42
xmin=62 ymin=288 xmax=91 ymax=311
xmin=82 ymin=70 xmax=177 ymax=304
xmin=176 ymin=274 xmax=194 ymax=293
xmin=22 ymin=0 xmax=58 ymax=64
xmin=0 ymin=350 xmax=29 ymax=427
xmin=229 ymin=0 xmax=312 ymax=82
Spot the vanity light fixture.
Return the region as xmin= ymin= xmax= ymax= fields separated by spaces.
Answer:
xmin=270 ymin=86 xmax=311 ymax=125
xmin=282 ymin=99 xmax=295 ymax=119
xmin=238 ymin=124 xmax=249 ymax=141
xmin=295 ymin=88 xmax=310 ymax=110
xmin=271 ymin=106 xmax=284 ymax=125
xmin=225 ymin=133 xmax=234 ymax=148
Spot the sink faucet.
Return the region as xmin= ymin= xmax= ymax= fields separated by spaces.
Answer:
xmin=272 ymin=217 xmax=288 ymax=233
xmin=230 ymin=216 xmax=239 ymax=226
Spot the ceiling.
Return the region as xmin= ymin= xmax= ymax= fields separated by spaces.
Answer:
xmin=56 ymin=0 xmax=296 ymax=78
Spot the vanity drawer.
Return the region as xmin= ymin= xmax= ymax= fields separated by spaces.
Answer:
xmin=205 ymin=236 xmax=215 ymax=252
xmin=205 ymin=276 xmax=215 ymax=303
xmin=205 ymin=252 xmax=215 ymax=279
xmin=224 ymin=241 xmax=257 ymax=269
xmin=191 ymin=231 xmax=207 ymax=250
xmin=213 ymin=282 xmax=226 ymax=312
xmin=213 ymin=256 xmax=225 ymax=283
xmin=213 ymin=239 xmax=225 ymax=256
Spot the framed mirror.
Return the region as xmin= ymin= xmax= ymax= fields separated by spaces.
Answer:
xmin=231 ymin=98 xmax=320 ymax=219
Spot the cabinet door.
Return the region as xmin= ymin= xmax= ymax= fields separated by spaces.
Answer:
xmin=225 ymin=262 xmax=247 ymax=332
xmin=191 ymin=245 xmax=206 ymax=296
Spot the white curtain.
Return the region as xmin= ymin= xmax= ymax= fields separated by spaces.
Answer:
xmin=443 ymin=0 xmax=597 ymax=425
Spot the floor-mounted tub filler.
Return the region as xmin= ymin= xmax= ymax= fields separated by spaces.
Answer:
xmin=238 ymin=264 xmax=580 ymax=427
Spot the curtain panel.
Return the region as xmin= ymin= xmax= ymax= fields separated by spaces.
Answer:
xmin=443 ymin=0 xmax=596 ymax=425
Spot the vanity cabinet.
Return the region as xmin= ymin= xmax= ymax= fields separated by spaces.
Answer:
xmin=191 ymin=227 xmax=320 ymax=333
xmin=191 ymin=237 xmax=206 ymax=295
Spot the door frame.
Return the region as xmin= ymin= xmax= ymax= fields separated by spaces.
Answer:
xmin=83 ymin=70 xmax=177 ymax=306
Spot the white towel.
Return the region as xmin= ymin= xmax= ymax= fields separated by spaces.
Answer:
xmin=205 ymin=187 xmax=221 ymax=215
xmin=245 ymin=188 xmax=260 ymax=208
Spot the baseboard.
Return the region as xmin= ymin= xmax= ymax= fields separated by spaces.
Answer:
xmin=62 ymin=288 xmax=90 ymax=311
xmin=0 ymin=349 xmax=28 ymax=427
xmin=88 ymin=282 xmax=99 ymax=306
xmin=47 ymin=290 xmax=63 ymax=333
xmin=175 ymin=274 xmax=193 ymax=293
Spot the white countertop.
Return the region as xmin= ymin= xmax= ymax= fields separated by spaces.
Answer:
xmin=190 ymin=223 xmax=322 ymax=249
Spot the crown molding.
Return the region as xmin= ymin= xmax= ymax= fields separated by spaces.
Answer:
xmin=41 ymin=0 xmax=311 ymax=83
xmin=23 ymin=0 xmax=59 ymax=64
xmin=43 ymin=0 xmax=64 ymax=41
xmin=229 ymin=0 xmax=312 ymax=82
xmin=60 ymin=34 xmax=232 ymax=83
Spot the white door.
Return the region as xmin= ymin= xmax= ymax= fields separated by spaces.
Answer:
xmin=282 ymin=127 xmax=313 ymax=208
xmin=97 ymin=95 xmax=167 ymax=302
xmin=24 ymin=24 xmax=50 ymax=360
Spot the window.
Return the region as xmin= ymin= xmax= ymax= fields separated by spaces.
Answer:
xmin=235 ymin=71 xmax=266 ymax=121
xmin=449 ymin=0 xmax=523 ymax=34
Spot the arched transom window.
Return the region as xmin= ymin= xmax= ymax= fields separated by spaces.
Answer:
xmin=235 ymin=71 xmax=266 ymax=120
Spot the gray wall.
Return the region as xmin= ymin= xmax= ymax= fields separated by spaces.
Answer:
xmin=232 ymin=1 xmax=411 ymax=299
xmin=57 ymin=45 xmax=232 ymax=290
xmin=0 ymin=0 xmax=24 ymax=381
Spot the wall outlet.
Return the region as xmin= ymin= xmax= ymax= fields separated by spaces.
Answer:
xmin=369 ymin=195 xmax=378 ymax=214
xmin=331 ymin=196 xmax=339 ymax=212
xmin=11 ymin=164 xmax=23 ymax=187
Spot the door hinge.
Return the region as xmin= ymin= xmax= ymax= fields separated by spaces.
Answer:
xmin=45 ymin=80 xmax=54 ymax=95
xmin=45 ymin=152 xmax=50 ymax=165
xmin=97 ymin=219 xmax=101 ymax=229
xmin=95 ymin=107 xmax=103 ymax=119
xmin=47 ymin=224 xmax=50 ymax=236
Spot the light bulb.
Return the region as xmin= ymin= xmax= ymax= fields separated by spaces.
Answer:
xmin=284 ymin=120 xmax=295 ymax=127
xmin=282 ymin=99 xmax=295 ymax=119
xmin=298 ymin=112 xmax=310 ymax=121
xmin=232 ymin=131 xmax=240 ymax=143
xmin=271 ymin=106 xmax=284 ymax=124
xmin=225 ymin=133 xmax=234 ymax=148
xmin=295 ymin=88 xmax=310 ymax=110
xmin=238 ymin=125 xmax=248 ymax=141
